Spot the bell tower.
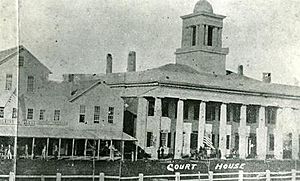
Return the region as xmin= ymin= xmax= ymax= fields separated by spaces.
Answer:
xmin=175 ymin=0 xmax=229 ymax=75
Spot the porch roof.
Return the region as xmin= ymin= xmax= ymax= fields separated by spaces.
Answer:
xmin=0 ymin=125 xmax=136 ymax=141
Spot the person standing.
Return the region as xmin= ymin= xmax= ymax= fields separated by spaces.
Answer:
xmin=0 ymin=144 xmax=4 ymax=159
xmin=24 ymin=144 xmax=29 ymax=159
xmin=41 ymin=145 xmax=46 ymax=159
xmin=7 ymin=145 xmax=12 ymax=159
xmin=109 ymin=144 xmax=115 ymax=161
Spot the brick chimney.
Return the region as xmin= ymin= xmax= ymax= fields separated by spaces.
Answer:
xmin=238 ymin=65 xmax=243 ymax=75
xmin=127 ymin=51 xmax=136 ymax=72
xmin=106 ymin=54 xmax=112 ymax=74
xmin=262 ymin=73 xmax=271 ymax=83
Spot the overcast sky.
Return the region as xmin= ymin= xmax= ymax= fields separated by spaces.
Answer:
xmin=1 ymin=0 xmax=300 ymax=85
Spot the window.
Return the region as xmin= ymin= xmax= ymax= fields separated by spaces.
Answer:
xmin=148 ymin=99 xmax=155 ymax=116
xmin=146 ymin=132 xmax=153 ymax=147
xmin=94 ymin=106 xmax=100 ymax=123
xmin=0 ymin=107 xmax=4 ymax=118
xmin=108 ymin=107 xmax=114 ymax=123
xmin=167 ymin=132 xmax=171 ymax=148
xmin=246 ymin=105 xmax=258 ymax=124
xmin=79 ymin=105 xmax=85 ymax=123
xmin=193 ymin=104 xmax=200 ymax=120
xmin=54 ymin=110 xmax=60 ymax=121
xmin=162 ymin=99 xmax=169 ymax=117
xmin=27 ymin=76 xmax=34 ymax=92
xmin=19 ymin=56 xmax=24 ymax=67
xmin=269 ymin=134 xmax=274 ymax=151
xmin=207 ymin=26 xmax=213 ymax=46
xmin=5 ymin=74 xmax=12 ymax=90
xmin=39 ymin=110 xmax=45 ymax=120
xmin=160 ymin=132 xmax=167 ymax=147
xmin=227 ymin=104 xmax=241 ymax=123
xmin=266 ymin=107 xmax=277 ymax=124
xmin=27 ymin=109 xmax=33 ymax=119
xmin=206 ymin=102 xmax=217 ymax=122
xmin=184 ymin=103 xmax=189 ymax=119
xmin=226 ymin=135 xmax=230 ymax=149
xmin=12 ymin=108 xmax=17 ymax=118
xmin=191 ymin=26 xmax=197 ymax=46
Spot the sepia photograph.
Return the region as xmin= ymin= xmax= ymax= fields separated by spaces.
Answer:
xmin=0 ymin=0 xmax=300 ymax=180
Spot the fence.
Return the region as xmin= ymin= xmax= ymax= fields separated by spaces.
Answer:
xmin=2 ymin=169 xmax=300 ymax=181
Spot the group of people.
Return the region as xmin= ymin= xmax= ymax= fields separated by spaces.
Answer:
xmin=0 ymin=144 xmax=13 ymax=159
xmin=191 ymin=146 xmax=222 ymax=160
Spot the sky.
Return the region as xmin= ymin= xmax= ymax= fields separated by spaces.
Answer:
xmin=1 ymin=0 xmax=300 ymax=85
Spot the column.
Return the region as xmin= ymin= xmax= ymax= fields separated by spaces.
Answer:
xmin=153 ymin=97 xmax=162 ymax=159
xmin=198 ymin=24 xmax=204 ymax=46
xmin=292 ymin=109 xmax=299 ymax=160
xmin=71 ymin=139 xmax=75 ymax=158
xmin=174 ymin=99 xmax=184 ymax=159
xmin=183 ymin=124 xmax=192 ymax=156
xmin=135 ymin=141 xmax=138 ymax=161
xmin=219 ymin=103 xmax=227 ymax=159
xmin=212 ymin=27 xmax=218 ymax=47
xmin=204 ymin=25 xmax=208 ymax=46
xmin=46 ymin=138 xmax=49 ymax=158
xmin=84 ymin=139 xmax=88 ymax=157
xmin=136 ymin=97 xmax=148 ymax=150
xmin=197 ymin=101 xmax=206 ymax=149
xmin=256 ymin=106 xmax=268 ymax=160
xmin=121 ymin=141 xmax=125 ymax=161
xmin=274 ymin=108 xmax=284 ymax=159
xmin=31 ymin=137 xmax=35 ymax=159
xmin=58 ymin=138 xmax=61 ymax=158
xmin=97 ymin=140 xmax=101 ymax=159
xmin=238 ymin=105 xmax=248 ymax=159
xmin=217 ymin=28 xmax=222 ymax=47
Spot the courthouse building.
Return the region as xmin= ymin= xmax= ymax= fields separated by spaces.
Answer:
xmin=0 ymin=0 xmax=299 ymax=161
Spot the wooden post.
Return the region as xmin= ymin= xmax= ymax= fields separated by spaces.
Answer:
xmin=84 ymin=139 xmax=88 ymax=157
xmin=31 ymin=137 xmax=35 ymax=159
xmin=266 ymin=170 xmax=271 ymax=181
xmin=56 ymin=173 xmax=61 ymax=181
xmin=58 ymin=138 xmax=61 ymax=158
xmin=208 ymin=171 xmax=213 ymax=181
xmin=292 ymin=169 xmax=296 ymax=181
xmin=46 ymin=138 xmax=49 ymax=158
xmin=175 ymin=172 xmax=180 ymax=181
xmin=238 ymin=170 xmax=243 ymax=181
xmin=97 ymin=139 xmax=101 ymax=159
xmin=9 ymin=172 xmax=15 ymax=181
xmin=135 ymin=141 xmax=138 ymax=161
xmin=41 ymin=175 xmax=45 ymax=181
xmin=99 ymin=172 xmax=104 ymax=181
xmin=71 ymin=139 xmax=75 ymax=158
xmin=121 ymin=141 xmax=124 ymax=161
xmin=138 ymin=173 xmax=143 ymax=181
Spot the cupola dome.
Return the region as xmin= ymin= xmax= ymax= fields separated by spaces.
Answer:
xmin=193 ymin=0 xmax=213 ymax=14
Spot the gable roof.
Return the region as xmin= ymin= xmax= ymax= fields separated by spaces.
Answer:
xmin=98 ymin=63 xmax=300 ymax=99
xmin=0 ymin=45 xmax=51 ymax=73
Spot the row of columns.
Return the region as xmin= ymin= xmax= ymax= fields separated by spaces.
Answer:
xmin=183 ymin=24 xmax=222 ymax=48
xmin=136 ymin=97 xmax=299 ymax=160
xmin=28 ymin=138 xmax=126 ymax=160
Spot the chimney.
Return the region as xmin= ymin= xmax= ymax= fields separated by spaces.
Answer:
xmin=127 ymin=51 xmax=136 ymax=72
xmin=262 ymin=73 xmax=271 ymax=83
xmin=238 ymin=65 xmax=244 ymax=75
xmin=106 ymin=54 xmax=112 ymax=74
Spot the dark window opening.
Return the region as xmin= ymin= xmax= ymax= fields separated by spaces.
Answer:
xmin=79 ymin=105 xmax=85 ymax=123
xmin=269 ymin=134 xmax=274 ymax=151
xmin=191 ymin=26 xmax=197 ymax=46
xmin=184 ymin=102 xmax=189 ymax=119
xmin=148 ymin=98 xmax=155 ymax=116
xmin=227 ymin=104 xmax=241 ymax=123
xmin=206 ymin=102 xmax=219 ymax=122
xmin=146 ymin=132 xmax=153 ymax=147
xmin=194 ymin=103 xmax=200 ymax=120
xmin=162 ymin=99 xmax=169 ymax=117
xmin=207 ymin=26 xmax=213 ymax=46
xmin=246 ymin=105 xmax=258 ymax=124
xmin=167 ymin=132 xmax=171 ymax=148
xmin=266 ymin=107 xmax=277 ymax=124
xmin=226 ymin=135 xmax=230 ymax=149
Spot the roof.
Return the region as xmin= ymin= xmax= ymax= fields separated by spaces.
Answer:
xmin=98 ymin=63 xmax=300 ymax=98
xmin=0 ymin=125 xmax=136 ymax=141
xmin=0 ymin=45 xmax=51 ymax=73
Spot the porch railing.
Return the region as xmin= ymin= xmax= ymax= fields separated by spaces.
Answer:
xmin=3 ymin=169 xmax=300 ymax=181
